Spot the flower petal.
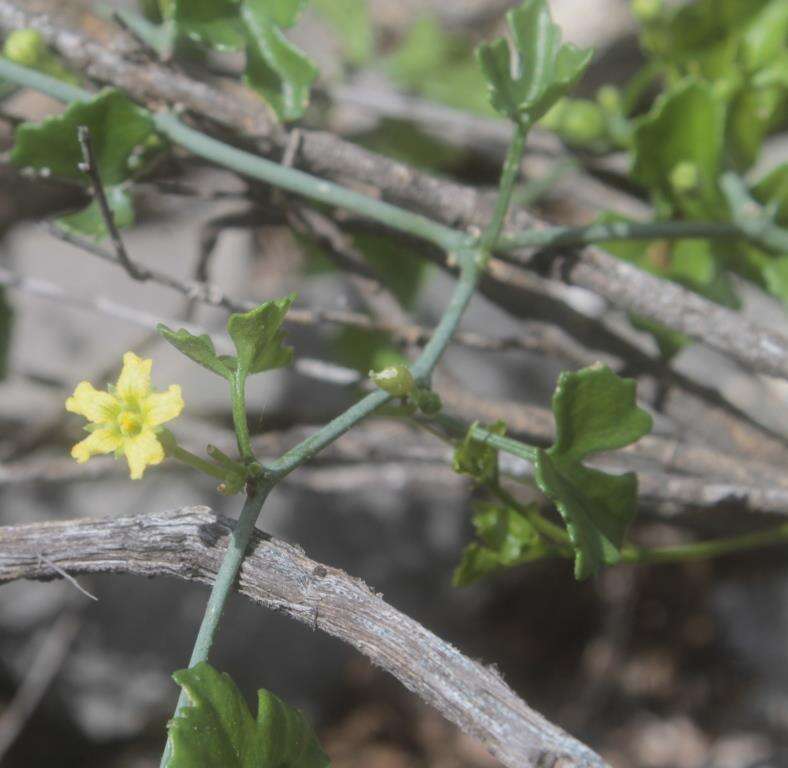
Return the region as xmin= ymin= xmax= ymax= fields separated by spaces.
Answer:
xmin=116 ymin=352 xmax=152 ymax=401
xmin=71 ymin=427 xmax=121 ymax=464
xmin=66 ymin=381 xmax=119 ymax=424
xmin=144 ymin=384 xmax=184 ymax=427
xmin=123 ymin=429 xmax=165 ymax=480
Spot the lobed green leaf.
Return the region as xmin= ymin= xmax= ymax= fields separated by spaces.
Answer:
xmin=534 ymin=365 xmax=652 ymax=579
xmin=452 ymin=420 xmax=507 ymax=486
xmin=168 ymin=662 xmax=329 ymax=768
xmin=160 ymin=0 xmax=316 ymax=120
xmin=227 ymin=294 xmax=295 ymax=378
xmin=632 ymin=80 xmax=727 ymax=220
xmin=9 ymin=88 xmax=159 ymax=238
xmin=171 ymin=0 xmax=246 ymax=51
xmin=57 ymin=186 xmax=134 ymax=241
xmin=453 ymin=502 xmax=549 ymax=586
xmin=476 ymin=0 xmax=592 ymax=125
xmin=157 ymin=325 xmax=232 ymax=380
xmin=10 ymin=89 xmax=156 ymax=185
xmin=241 ymin=1 xmax=318 ymax=122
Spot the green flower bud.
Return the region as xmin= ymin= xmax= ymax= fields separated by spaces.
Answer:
xmin=669 ymin=161 xmax=699 ymax=193
xmin=412 ymin=387 xmax=442 ymax=416
xmin=540 ymin=99 xmax=569 ymax=131
xmin=560 ymin=100 xmax=606 ymax=145
xmin=631 ymin=0 xmax=662 ymax=22
xmin=4 ymin=29 xmax=47 ymax=68
xmin=369 ymin=364 xmax=414 ymax=397
xmin=597 ymin=85 xmax=622 ymax=115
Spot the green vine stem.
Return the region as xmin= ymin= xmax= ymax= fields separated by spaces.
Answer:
xmin=155 ymin=114 xmax=469 ymax=254
xmin=157 ymin=249 xmax=485 ymax=765
xmin=0 ymin=59 xmax=467 ymax=253
xmin=480 ymin=123 xmax=528 ymax=251
xmin=230 ymin=372 xmax=254 ymax=462
xmin=491 ymin=482 xmax=570 ymax=547
xmin=159 ymin=480 xmax=273 ymax=767
xmin=429 ymin=412 xmax=539 ymax=464
xmin=156 ymin=117 xmax=528 ymax=764
xmin=2 ymin=59 xmax=783 ymax=261
xmin=265 ymin=251 xmax=486 ymax=481
xmin=496 ymin=217 xmax=788 ymax=254
xmin=621 ymin=523 xmax=788 ymax=565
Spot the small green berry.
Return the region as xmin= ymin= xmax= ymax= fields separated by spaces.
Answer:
xmin=597 ymin=86 xmax=622 ymax=115
xmin=369 ymin=364 xmax=414 ymax=397
xmin=631 ymin=0 xmax=662 ymax=22
xmin=540 ymin=100 xmax=568 ymax=131
xmin=412 ymin=387 xmax=442 ymax=416
xmin=669 ymin=161 xmax=699 ymax=193
xmin=560 ymin=100 xmax=606 ymax=145
xmin=4 ymin=29 xmax=47 ymax=68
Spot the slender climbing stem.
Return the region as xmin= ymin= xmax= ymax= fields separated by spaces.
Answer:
xmin=230 ymin=373 xmax=254 ymax=462
xmin=491 ymin=482 xmax=570 ymax=547
xmin=5 ymin=59 xmax=785 ymax=260
xmin=157 ymin=248 xmax=488 ymax=764
xmin=109 ymin=7 xmax=175 ymax=60
xmin=267 ymin=251 xmax=485 ymax=480
xmin=265 ymin=118 xmax=536 ymax=479
xmin=480 ymin=123 xmax=528 ymax=251
xmin=621 ymin=524 xmax=788 ymax=565
xmin=428 ymin=412 xmax=539 ymax=464
xmin=411 ymin=255 xmax=482 ymax=381
xmin=159 ymin=122 xmax=526 ymax=764
xmin=159 ymin=481 xmax=272 ymax=767
xmin=0 ymin=59 xmax=467 ymax=254
xmin=155 ymin=113 xmax=468 ymax=253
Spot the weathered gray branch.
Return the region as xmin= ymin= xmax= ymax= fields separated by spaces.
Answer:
xmin=0 ymin=508 xmax=606 ymax=768
xmin=539 ymin=247 xmax=788 ymax=381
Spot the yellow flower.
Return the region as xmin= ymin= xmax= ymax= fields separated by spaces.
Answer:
xmin=66 ymin=352 xmax=184 ymax=479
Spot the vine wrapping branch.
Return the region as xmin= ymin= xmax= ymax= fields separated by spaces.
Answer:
xmin=155 ymin=103 xmax=526 ymax=762
xmin=2 ymin=55 xmax=788 ymax=380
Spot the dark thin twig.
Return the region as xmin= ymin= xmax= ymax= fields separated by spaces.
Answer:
xmin=46 ymin=224 xmax=596 ymax=365
xmin=76 ymin=124 xmax=150 ymax=281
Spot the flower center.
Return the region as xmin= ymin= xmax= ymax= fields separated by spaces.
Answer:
xmin=118 ymin=411 xmax=143 ymax=437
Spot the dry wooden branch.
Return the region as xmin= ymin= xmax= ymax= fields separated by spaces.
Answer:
xmin=541 ymin=247 xmax=788 ymax=380
xmin=0 ymin=508 xmax=607 ymax=768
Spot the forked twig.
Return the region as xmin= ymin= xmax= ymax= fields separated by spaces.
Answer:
xmin=76 ymin=124 xmax=150 ymax=281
